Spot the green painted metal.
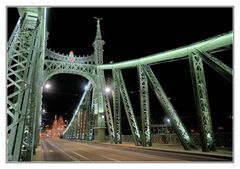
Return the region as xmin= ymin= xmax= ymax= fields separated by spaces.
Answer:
xmin=87 ymin=87 xmax=97 ymax=141
xmin=194 ymin=49 xmax=232 ymax=82
xmin=93 ymin=18 xmax=104 ymax=65
xmin=189 ymin=51 xmax=216 ymax=152
xmin=114 ymin=69 xmax=142 ymax=146
xmin=43 ymin=60 xmax=97 ymax=86
xmin=7 ymin=8 xmax=46 ymax=161
xmin=86 ymin=85 xmax=94 ymax=141
xmin=62 ymin=82 xmax=92 ymax=138
xmin=112 ymin=69 xmax=122 ymax=144
xmin=141 ymin=65 xmax=197 ymax=150
xmin=83 ymin=87 xmax=92 ymax=139
xmin=137 ymin=66 xmax=152 ymax=146
xmin=98 ymin=69 xmax=116 ymax=143
xmin=97 ymin=32 xmax=232 ymax=70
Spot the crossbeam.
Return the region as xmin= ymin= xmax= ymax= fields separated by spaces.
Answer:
xmin=97 ymin=32 xmax=232 ymax=70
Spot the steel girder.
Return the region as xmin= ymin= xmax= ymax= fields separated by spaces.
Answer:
xmin=62 ymin=82 xmax=93 ymax=140
xmin=98 ymin=69 xmax=116 ymax=143
xmin=83 ymin=88 xmax=92 ymax=140
xmin=141 ymin=65 xmax=197 ymax=150
xmin=194 ymin=49 xmax=232 ymax=82
xmin=45 ymin=49 xmax=94 ymax=64
xmin=85 ymin=85 xmax=94 ymax=141
xmin=137 ymin=66 xmax=152 ymax=146
xmin=97 ymin=32 xmax=232 ymax=70
xmin=114 ymin=69 xmax=142 ymax=146
xmin=189 ymin=51 xmax=216 ymax=152
xmin=76 ymin=112 xmax=81 ymax=139
xmin=112 ymin=69 xmax=122 ymax=144
xmin=7 ymin=10 xmax=44 ymax=161
xmin=86 ymin=87 xmax=95 ymax=141
xmin=43 ymin=60 xmax=97 ymax=84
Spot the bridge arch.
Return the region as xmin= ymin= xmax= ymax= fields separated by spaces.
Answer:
xmin=43 ymin=61 xmax=98 ymax=89
xmin=43 ymin=70 xmax=97 ymax=89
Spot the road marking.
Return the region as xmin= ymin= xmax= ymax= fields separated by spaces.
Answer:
xmin=100 ymin=155 xmax=121 ymax=162
xmin=46 ymin=140 xmax=79 ymax=161
xmin=71 ymin=151 xmax=91 ymax=161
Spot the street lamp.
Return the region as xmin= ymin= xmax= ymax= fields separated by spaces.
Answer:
xmin=44 ymin=83 xmax=51 ymax=89
xmin=164 ymin=116 xmax=171 ymax=126
xmin=166 ymin=118 xmax=170 ymax=123
xmin=84 ymin=85 xmax=88 ymax=90
xmin=105 ymin=86 xmax=111 ymax=93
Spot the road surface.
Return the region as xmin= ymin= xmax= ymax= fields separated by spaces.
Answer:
xmin=40 ymin=139 xmax=228 ymax=162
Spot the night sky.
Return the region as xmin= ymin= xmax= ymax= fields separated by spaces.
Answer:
xmin=8 ymin=7 xmax=232 ymax=133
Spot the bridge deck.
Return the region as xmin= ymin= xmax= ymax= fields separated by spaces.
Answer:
xmin=33 ymin=139 xmax=232 ymax=162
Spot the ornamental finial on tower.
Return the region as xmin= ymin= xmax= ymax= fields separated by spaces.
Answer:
xmin=94 ymin=16 xmax=103 ymax=40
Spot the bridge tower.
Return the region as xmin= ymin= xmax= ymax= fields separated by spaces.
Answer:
xmin=92 ymin=18 xmax=107 ymax=142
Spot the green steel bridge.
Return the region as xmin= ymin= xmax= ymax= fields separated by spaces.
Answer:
xmin=7 ymin=7 xmax=232 ymax=161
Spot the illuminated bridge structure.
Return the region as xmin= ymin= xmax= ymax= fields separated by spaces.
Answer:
xmin=7 ymin=7 xmax=233 ymax=161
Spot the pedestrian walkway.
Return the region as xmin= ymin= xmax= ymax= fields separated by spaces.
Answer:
xmin=32 ymin=143 xmax=42 ymax=161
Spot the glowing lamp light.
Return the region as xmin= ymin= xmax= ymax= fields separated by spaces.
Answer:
xmin=105 ymin=87 xmax=111 ymax=93
xmin=45 ymin=83 xmax=51 ymax=89
xmin=84 ymin=85 xmax=89 ymax=90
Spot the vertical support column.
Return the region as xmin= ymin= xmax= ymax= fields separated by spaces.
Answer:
xmin=115 ymin=69 xmax=142 ymax=146
xmin=83 ymin=90 xmax=91 ymax=140
xmin=189 ymin=51 xmax=215 ymax=152
xmin=93 ymin=70 xmax=106 ymax=142
xmin=74 ymin=118 xmax=78 ymax=139
xmin=7 ymin=9 xmax=44 ymax=161
xmin=30 ymin=9 xmax=47 ymax=159
xmin=141 ymin=65 xmax=196 ymax=150
xmin=112 ymin=69 xmax=122 ymax=144
xmin=99 ymin=69 xmax=116 ymax=143
xmin=76 ymin=113 xmax=80 ymax=139
xmin=87 ymin=87 xmax=96 ymax=141
xmin=79 ymin=106 xmax=84 ymax=140
xmin=138 ymin=66 xmax=152 ymax=146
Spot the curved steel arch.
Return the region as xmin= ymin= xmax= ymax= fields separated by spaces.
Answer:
xmin=43 ymin=60 xmax=98 ymax=88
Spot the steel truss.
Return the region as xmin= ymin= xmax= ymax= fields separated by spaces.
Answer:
xmin=112 ymin=69 xmax=122 ymax=144
xmin=194 ymin=49 xmax=232 ymax=82
xmin=141 ymin=65 xmax=197 ymax=150
xmin=138 ymin=66 xmax=152 ymax=146
xmin=7 ymin=8 xmax=46 ymax=161
xmin=189 ymin=50 xmax=216 ymax=152
xmin=98 ymin=69 xmax=116 ymax=143
xmin=114 ymin=69 xmax=142 ymax=146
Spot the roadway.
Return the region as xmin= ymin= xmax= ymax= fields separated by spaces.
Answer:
xmin=40 ymin=138 xmax=228 ymax=162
